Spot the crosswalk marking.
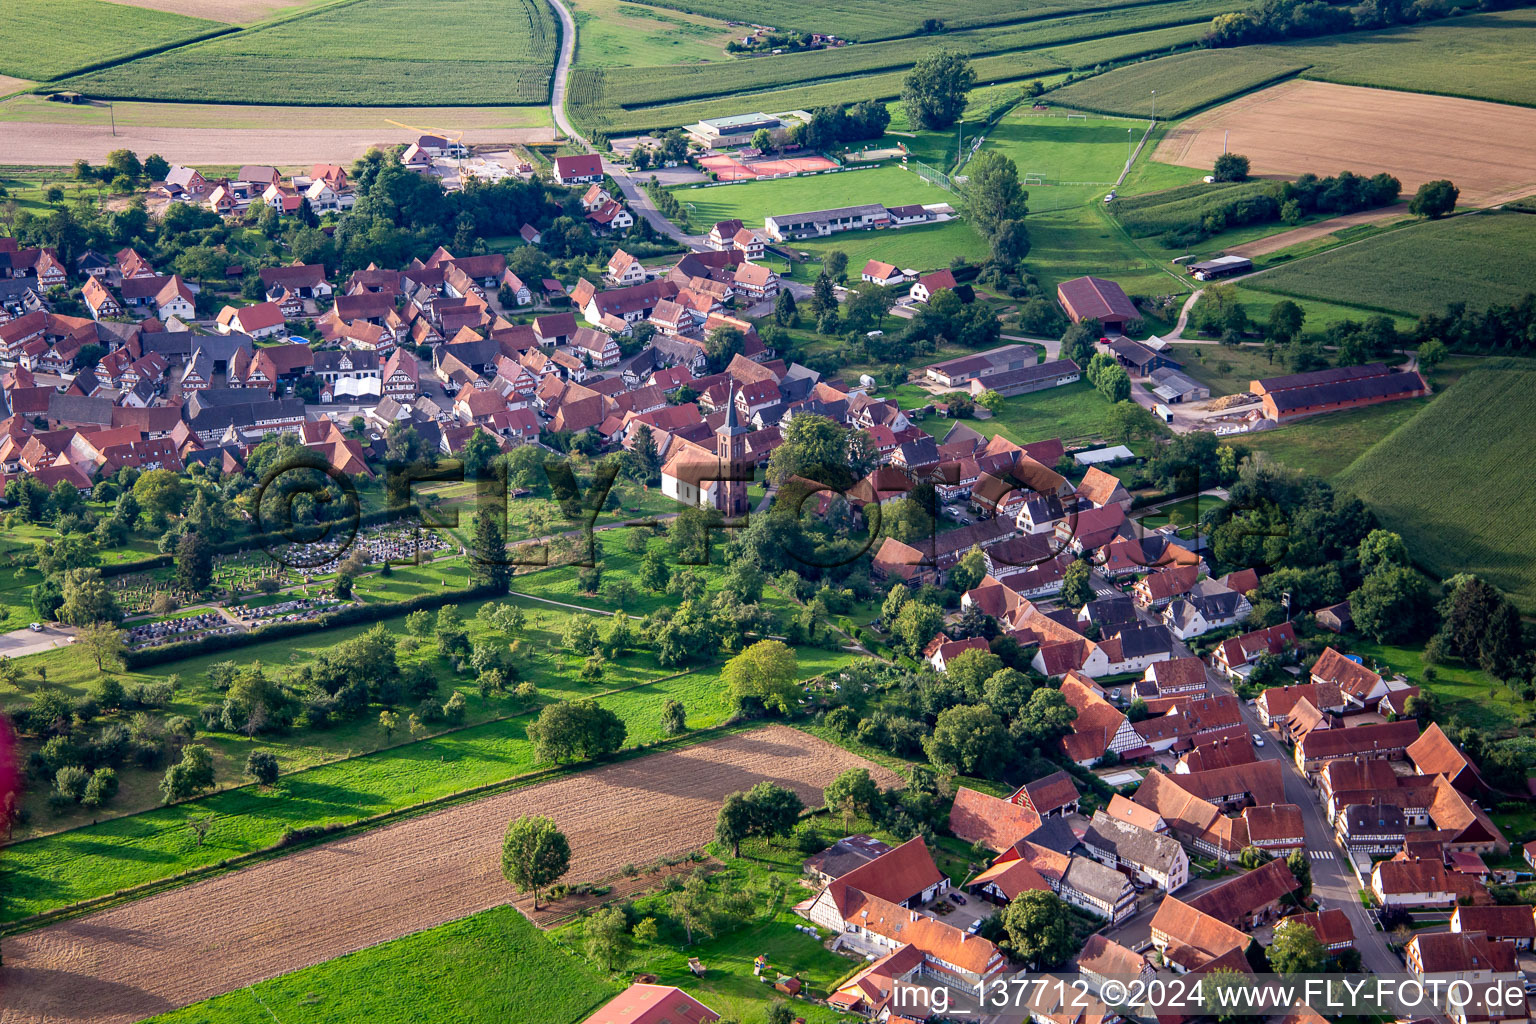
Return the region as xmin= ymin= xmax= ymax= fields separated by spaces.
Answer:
xmin=1308 ymin=850 xmax=1335 ymax=861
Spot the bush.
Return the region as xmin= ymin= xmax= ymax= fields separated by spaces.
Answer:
xmin=82 ymin=766 xmax=118 ymax=807
xmin=245 ymin=750 xmax=280 ymax=786
xmin=54 ymin=764 xmax=90 ymax=802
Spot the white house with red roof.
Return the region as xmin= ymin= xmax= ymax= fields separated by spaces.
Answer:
xmin=910 ymin=269 xmax=957 ymax=303
xmin=553 ymin=153 xmax=604 ymax=185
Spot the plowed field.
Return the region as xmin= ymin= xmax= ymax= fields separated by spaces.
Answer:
xmin=0 ymin=727 xmax=896 ymax=1024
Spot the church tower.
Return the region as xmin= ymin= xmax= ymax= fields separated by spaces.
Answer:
xmin=717 ymin=381 xmax=751 ymax=517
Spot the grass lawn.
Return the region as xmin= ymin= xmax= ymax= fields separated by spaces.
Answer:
xmin=1352 ymin=639 xmax=1527 ymax=736
xmin=0 ymin=0 xmax=222 ymax=81
xmin=1336 ymin=361 xmax=1536 ymax=612
xmin=982 ymin=112 xmax=1148 ymax=186
xmin=784 ymin=220 xmax=990 ymax=282
xmin=568 ymin=0 xmax=737 ymax=67
xmin=885 ymin=378 xmax=1115 ymax=444
xmin=1246 ymin=212 xmax=1536 ymax=318
xmin=1220 ymin=287 xmax=1417 ymax=342
xmin=59 ymin=0 xmax=558 ymax=106
xmin=145 ymin=905 xmax=617 ymax=1024
xmin=1023 ymin=195 xmax=1197 ymax=297
xmin=1244 ymin=397 xmax=1427 ymax=478
xmin=1171 ymin=343 xmax=1284 ymax=396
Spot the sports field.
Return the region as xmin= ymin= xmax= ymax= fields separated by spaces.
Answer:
xmin=980 ymin=112 xmax=1145 ymax=186
xmin=1337 ymin=362 xmax=1536 ymax=612
xmin=0 ymin=0 xmax=223 ymax=81
xmin=698 ymin=152 xmax=840 ymax=181
xmin=1269 ymin=9 xmax=1536 ymax=108
xmin=1050 ymin=48 xmax=1307 ymax=120
xmin=1246 ymin=211 xmax=1536 ymax=317
xmin=670 ymin=165 xmax=950 ymax=227
xmin=1155 ymin=79 xmax=1536 ymax=206
xmin=58 ymin=0 xmax=559 ymax=105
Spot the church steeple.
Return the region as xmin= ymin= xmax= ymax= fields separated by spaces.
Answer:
xmin=716 ymin=380 xmax=749 ymax=516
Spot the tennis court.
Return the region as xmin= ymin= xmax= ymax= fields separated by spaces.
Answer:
xmin=698 ymin=152 xmax=839 ymax=180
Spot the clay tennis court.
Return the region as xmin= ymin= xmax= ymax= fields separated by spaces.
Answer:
xmin=1155 ymin=79 xmax=1536 ymax=205
xmin=698 ymin=152 xmax=840 ymax=181
xmin=0 ymin=727 xmax=897 ymax=1024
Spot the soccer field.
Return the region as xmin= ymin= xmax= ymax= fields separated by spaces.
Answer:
xmin=671 ymin=165 xmax=953 ymax=227
xmin=979 ymin=111 xmax=1148 ymax=186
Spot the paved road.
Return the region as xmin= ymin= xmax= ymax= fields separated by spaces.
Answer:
xmin=546 ymin=0 xmax=705 ymax=248
xmin=1203 ymin=663 xmax=1403 ymax=979
xmin=0 ymin=623 xmax=76 ymax=658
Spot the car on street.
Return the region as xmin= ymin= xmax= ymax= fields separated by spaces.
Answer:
xmin=28 ymin=622 xmax=41 ymax=632
xmin=1252 ymin=733 xmax=1265 ymax=747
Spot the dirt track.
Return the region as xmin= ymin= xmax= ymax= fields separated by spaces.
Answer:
xmin=0 ymin=121 xmax=555 ymax=167
xmin=0 ymin=727 xmax=896 ymax=1024
xmin=1155 ymin=79 xmax=1536 ymax=206
xmin=1227 ymin=203 xmax=1410 ymax=257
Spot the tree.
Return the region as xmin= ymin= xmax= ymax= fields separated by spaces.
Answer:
xmin=175 ymin=530 xmax=213 ymax=593
xmin=1060 ymin=560 xmax=1095 ymax=608
xmin=159 ymin=744 xmax=215 ymax=803
xmin=900 ymin=50 xmax=976 ymax=130
xmin=469 ymin=508 xmax=510 ymax=592
xmin=748 ymin=780 xmax=804 ymax=844
xmin=661 ymin=698 xmax=687 ymax=735
xmin=1012 ymin=688 xmax=1077 ymax=747
xmin=1268 ymin=920 xmax=1327 ymax=975
xmin=1418 ymin=338 xmax=1447 ymax=369
xmin=961 ymin=150 xmax=1029 ymax=246
xmin=948 ymin=545 xmax=988 ymax=594
xmin=892 ymin=600 xmax=944 ymax=658
xmin=751 ymin=127 xmax=773 ymax=153
xmin=1351 ymin=565 xmax=1432 ymax=643
xmin=526 ymin=698 xmax=627 ymax=762
xmin=825 ymin=767 xmax=880 ymax=829
xmin=926 ymin=703 xmax=1008 ymax=776
xmin=1213 ymin=153 xmax=1250 ymax=182
xmin=501 ymin=814 xmax=571 ymax=909
xmin=1003 ymin=890 xmax=1075 ymax=968
xmin=586 ymin=905 xmax=630 ymax=971
xmin=379 ymin=709 xmax=399 ymax=740
xmin=1358 ymin=529 xmax=1410 ymax=576
xmin=824 ymin=249 xmax=848 ymax=281
xmin=1286 ymin=847 xmax=1312 ymax=899
xmin=670 ymin=870 xmax=715 ymax=944
xmin=75 ymin=621 xmax=127 ymax=672
xmin=1267 ymin=299 xmax=1305 ymax=345
xmin=639 ymin=549 xmax=670 ymax=592
xmin=562 ymin=612 xmax=601 ymax=655
xmin=1204 ymin=967 xmax=1250 ymax=1024
xmin=1409 ymin=179 xmax=1458 ymax=219
xmin=715 ymin=790 xmax=754 ymax=857
xmin=722 ymin=639 xmax=799 ymax=713
xmin=1095 ymin=362 xmax=1131 ymax=402
xmin=58 ymin=568 xmax=121 ymax=626
xmin=82 ymin=767 xmax=118 ymax=808
xmin=245 ymin=750 xmax=280 ymax=786
xmin=773 ymin=287 xmax=799 ymax=327
xmin=105 ymin=148 xmax=142 ymax=181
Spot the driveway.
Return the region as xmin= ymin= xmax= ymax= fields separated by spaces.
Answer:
xmin=0 ymin=622 xmax=76 ymax=658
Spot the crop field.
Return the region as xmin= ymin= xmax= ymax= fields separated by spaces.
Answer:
xmin=1050 ymin=48 xmax=1307 ymax=119
xmin=569 ymin=0 xmax=739 ymax=67
xmin=982 ymin=112 xmax=1148 ymax=185
xmin=1337 ymin=363 xmax=1536 ymax=612
xmin=1154 ymin=79 xmax=1536 ymax=206
xmin=1246 ymin=212 xmax=1536 ymax=317
xmin=1 ymin=727 xmax=898 ymax=1024
xmin=1111 ymin=179 xmax=1281 ymax=237
xmin=571 ymin=18 xmax=1212 ymax=134
xmin=0 ymin=0 xmax=223 ymax=81
xmin=58 ymin=0 xmax=559 ymax=105
xmin=103 ymin=0 xmax=320 ymax=20
xmin=144 ymin=906 xmax=617 ymax=1024
xmin=1267 ymin=9 xmax=1536 ymax=109
xmin=669 ymin=165 xmax=949 ymax=227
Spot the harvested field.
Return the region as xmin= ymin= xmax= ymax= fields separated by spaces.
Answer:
xmin=0 ymin=76 xmax=31 ymax=97
xmin=98 ymin=0 xmax=306 ymax=21
xmin=1155 ymin=79 xmax=1536 ymax=206
xmin=0 ymin=727 xmax=896 ymax=1024
xmin=1227 ymin=203 xmax=1410 ymax=258
xmin=0 ymin=120 xmax=554 ymax=167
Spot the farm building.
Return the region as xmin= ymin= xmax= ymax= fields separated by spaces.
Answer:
xmin=582 ymin=984 xmax=719 ymax=1024
xmin=1189 ymin=255 xmax=1253 ymax=280
xmin=1101 ymin=336 xmax=1180 ymax=377
xmin=1149 ymin=367 xmax=1210 ymax=403
xmin=764 ymin=204 xmax=888 ymax=241
xmin=1260 ymin=370 xmax=1429 ymax=423
xmin=925 ymin=345 xmax=1037 ymax=388
xmin=969 ymin=359 xmax=1082 ymax=398
xmin=1251 ymin=362 xmax=1395 ymax=398
xmin=1058 ymin=276 xmax=1139 ymax=332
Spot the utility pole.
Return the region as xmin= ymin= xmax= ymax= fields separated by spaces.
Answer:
xmin=1151 ymin=89 xmax=1157 ymax=122
xmin=1127 ymin=127 xmax=1133 ymax=169
xmin=109 ymin=101 xmax=116 ymax=137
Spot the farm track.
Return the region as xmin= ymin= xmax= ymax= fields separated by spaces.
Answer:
xmin=0 ymin=727 xmax=897 ymax=1024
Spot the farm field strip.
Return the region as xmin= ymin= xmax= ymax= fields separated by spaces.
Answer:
xmin=1049 ymin=47 xmax=1309 ymax=119
xmin=1153 ymin=78 xmax=1536 ymax=205
xmin=1245 ymin=211 xmax=1536 ymax=317
xmin=1337 ymin=364 xmax=1536 ymax=613
xmin=1270 ymin=9 xmax=1536 ymax=108
xmin=56 ymin=0 xmax=559 ymax=105
xmin=571 ymin=20 xmax=1211 ymax=133
xmin=0 ymin=728 xmax=898 ymax=1024
xmin=0 ymin=0 xmax=225 ymax=81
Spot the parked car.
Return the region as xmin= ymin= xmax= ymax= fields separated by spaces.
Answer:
xmin=967 ymin=919 xmax=982 ymax=934
xmin=951 ymin=892 xmax=967 ymax=905
xmin=1252 ymin=733 xmax=1265 ymax=747
xmin=28 ymin=622 xmax=41 ymax=632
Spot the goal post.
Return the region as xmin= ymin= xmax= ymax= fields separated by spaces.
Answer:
xmin=1024 ymin=172 xmax=1045 ymax=186
xmin=1066 ymin=112 xmax=1089 ymax=121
